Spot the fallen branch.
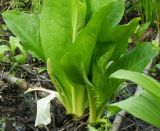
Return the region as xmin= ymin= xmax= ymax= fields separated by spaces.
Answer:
xmin=111 ymin=60 xmax=153 ymax=131
xmin=0 ymin=72 xmax=49 ymax=97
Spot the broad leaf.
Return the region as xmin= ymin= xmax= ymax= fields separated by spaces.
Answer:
xmin=86 ymin=0 xmax=125 ymax=42
xmin=109 ymin=18 xmax=140 ymax=60
xmin=108 ymin=70 xmax=160 ymax=127
xmin=108 ymin=91 xmax=160 ymax=128
xmin=2 ymin=11 xmax=45 ymax=61
xmin=89 ymin=0 xmax=114 ymax=15
xmin=97 ymin=0 xmax=125 ymax=42
xmin=60 ymin=1 xmax=120 ymax=84
xmin=94 ymin=18 xmax=140 ymax=67
xmin=91 ymin=43 xmax=157 ymax=120
xmin=107 ymin=43 xmax=157 ymax=75
xmin=110 ymin=70 xmax=160 ymax=98
xmin=40 ymin=0 xmax=72 ymax=65
xmin=40 ymin=0 xmax=87 ymax=115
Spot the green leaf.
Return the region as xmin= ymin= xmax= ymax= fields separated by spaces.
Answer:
xmin=40 ymin=0 xmax=87 ymax=116
xmin=9 ymin=36 xmax=26 ymax=64
xmin=94 ymin=18 xmax=140 ymax=65
xmin=110 ymin=69 xmax=160 ymax=99
xmin=15 ymin=55 xmax=25 ymax=65
xmin=0 ymin=45 xmax=10 ymax=54
xmin=108 ymin=91 xmax=160 ymax=128
xmin=109 ymin=18 xmax=140 ymax=60
xmin=90 ymin=43 xmax=157 ymax=122
xmin=94 ymin=43 xmax=115 ymax=72
xmin=86 ymin=0 xmax=125 ymax=42
xmin=136 ymin=22 xmax=150 ymax=40
xmin=37 ymin=67 xmax=47 ymax=74
xmin=60 ymin=2 xmax=117 ymax=84
xmin=107 ymin=43 xmax=157 ymax=75
xmin=0 ymin=45 xmax=10 ymax=62
xmin=2 ymin=11 xmax=45 ymax=61
xmin=40 ymin=0 xmax=72 ymax=66
xmin=59 ymin=2 xmax=123 ymax=118
xmin=47 ymin=59 xmax=73 ymax=114
xmin=89 ymin=0 xmax=114 ymax=15
xmin=88 ymin=125 xmax=98 ymax=131
xmin=97 ymin=0 xmax=125 ymax=42
xmin=72 ymin=0 xmax=87 ymax=42
xmin=9 ymin=36 xmax=20 ymax=56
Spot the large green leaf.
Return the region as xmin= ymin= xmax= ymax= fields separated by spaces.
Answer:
xmin=90 ymin=0 xmax=114 ymax=15
xmin=60 ymin=2 xmax=118 ymax=84
xmin=2 ymin=11 xmax=45 ymax=61
xmin=110 ymin=70 xmax=160 ymax=98
xmin=97 ymin=0 xmax=125 ymax=42
xmin=40 ymin=0 xmax=87 ymax=116
xmin=40 ymin=0 xmax=72 ymax=65
xmin=94 ymin=18 xmax=140 ymax=67
xmin=107 ymin=43 xmax=157 ymax=75
xmin=108 ymin=91 xmax=160 ymax=127
xmin=109 ymin=18 xmax=140 ymax=60
xmin=40 ymin=0 xmax=87 ymax=78
xmin=59 ymin=3 xmax=122 ymax=118
xmin=86 ymin=0 xmax=125 ymax=42
xmin=108 ymin=70 xmax=160 ymax=127
xmin=91 ymin=43 xmax=157 ymax=120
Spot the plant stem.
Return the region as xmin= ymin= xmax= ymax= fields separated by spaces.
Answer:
xmin=72 ymin=84 xmax=85 ymax=117
xmin=87 ymin=87 xmax=97 ymax=123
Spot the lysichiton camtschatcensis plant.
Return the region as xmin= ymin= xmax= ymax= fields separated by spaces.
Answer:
xmin=2 ymin=0 xmax=157 ymax=124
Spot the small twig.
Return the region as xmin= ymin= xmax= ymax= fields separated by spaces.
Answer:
xmin=74 ymin=122 xmax=87 ymax=131
xmin=44 ymin=125 xmax=50 ymax=131
xmin=4 ymin=64 xmax=17 ymax=76
xmin=33 ymin=67 xmax=42 ymax=87
xmin=145 ymin=125 xmax=154 ymax=131
xmin=111 ymin=110 xmax=126 ymax=131
xmin=31 ymin=79 xmax=51 ymax=82
xmin=121 ymin=122 xmax=136 ymax=130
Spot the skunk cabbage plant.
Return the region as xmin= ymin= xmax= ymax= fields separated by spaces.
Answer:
xmin=2 ymin=0 xmax=157 ymax=123
xmin=109 ymin=70 xmax=160 ymax=127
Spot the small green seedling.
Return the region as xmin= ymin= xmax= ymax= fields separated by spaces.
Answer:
xmin=0 ymin=36 xmax=26 ymax=65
